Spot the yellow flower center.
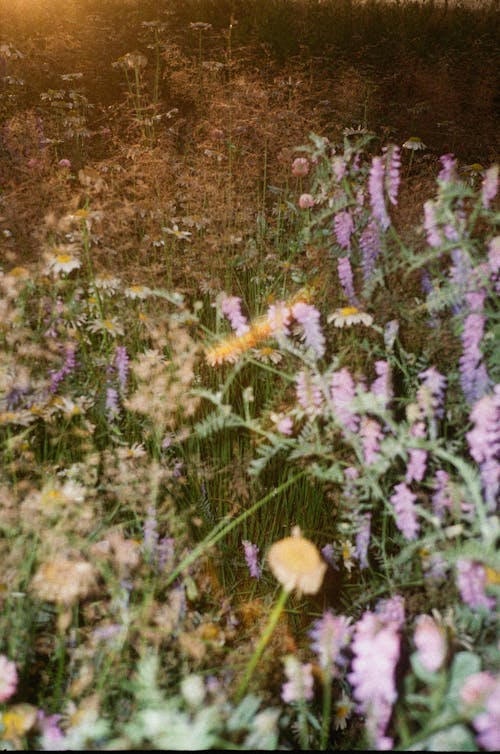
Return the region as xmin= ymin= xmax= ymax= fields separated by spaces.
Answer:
xmin=56 ymin=254 xmax=73 ymax=264
xmin=340 ymin=306 xmax=359 ymax=316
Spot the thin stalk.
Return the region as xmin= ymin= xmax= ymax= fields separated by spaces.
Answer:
xmin=236 ymin=586 xmax=290 ymax=701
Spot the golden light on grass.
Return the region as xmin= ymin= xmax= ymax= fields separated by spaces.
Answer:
xmin=267 ymin=525 xmax=327 ymax=596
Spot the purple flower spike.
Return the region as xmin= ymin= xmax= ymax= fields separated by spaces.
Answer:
xmin=369 ymin=156 xmax=390 ymax=230
xmin=242 ymin=540 xmax=262 ymax=579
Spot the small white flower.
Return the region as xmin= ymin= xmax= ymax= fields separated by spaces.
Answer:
xmin=124 ymin=284 xmax=151 ymax=300
xmin=328 ymin=307 xmax=373 ymax=328
xmin=87 ymin=318 xmax=124 ymax=337
xmin=93 ymin=274 xmax=121 ymax=292
xmin=47 ymin=251 xmax=81 ymax=275
xmin=402 ymin=136 xmax=426 ymax=151
xmin=162 ymin=224 xmax=192 ymax=241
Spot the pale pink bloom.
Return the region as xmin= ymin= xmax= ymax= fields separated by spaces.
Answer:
xmin=482 ymin=165 xmax=498 ymax=209
xmin=291 ymin=302 xmax=325 ymax=358
xmin=371 ymin=360 xmax=392 ymax=407
xmin=309 ymin=611 xmax=352 ymax=673
xmin=220 ymin=295 xmax=249 ymax=336
xmin=384 ymin=145 xmax=401 ymax=206
xmin=360 ymin=417 xmax=383 ymax=465
xmin=291 ymin=157 xmax=309 ymax=177
xmin=58 ymin=158 xmax=71 ymax=169
xmin=473 ymin=682 xmax=500 ymax=751
xmin=456 ymin=560 xmax=495 ymax=611
xmin=267 ymin=302 xmax=291 ymax=336
xmin=375 ymin=595 xmax=406 ymax=630
xmin=334 ymin=211 xmax=354 ymax=249
xmin=0 ymin=654 xmax=18 ymax=702
xmin=281 ymin=656 xmax=315 ymax=703
xmin=348 ymin=610 xmax=401 ymax=749
xmin=272 ymin=413 xmax=294 ymax=435
xmin=296 ymin=370 xmax=323 ymax=417
xmin=390 ymin=483 xmax=419 ymax=540
xmin=330 ymin=368 xmax=359 ymax=432
xmin=413 ymin=615 xmax=447 ymax=672
xmin=298 ymin=193 xmax=315 ymax=209
xmin=460 ymin=672 xmax=497 ymax=708
xmin=423 ymin=200 xmax=441 ymax=248
xmin=369 ymin=156 xmax=390 ymax=230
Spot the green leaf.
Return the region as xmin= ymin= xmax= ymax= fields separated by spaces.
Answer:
xmin=424 ymin=724 xmax=477 ymax=751
xmin=446 ymin=651 xmax=482 ymax=711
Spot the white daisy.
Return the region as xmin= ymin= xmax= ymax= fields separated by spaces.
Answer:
xmin=46 ymin=251 xmax=81 ymax=275
xmin=402 ymin=136 xmax=426 ymax=151
xmin=328 ymin=306 xmax=373 ymax=328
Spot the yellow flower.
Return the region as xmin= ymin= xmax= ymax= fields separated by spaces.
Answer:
xmin=267 ymin=526 xmax=326 ymax=596
xmin=1 ymin=704 xmax=38 ymax=743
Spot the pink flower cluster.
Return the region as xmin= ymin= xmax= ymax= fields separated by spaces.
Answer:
xmin=461 ymin=672 xmax=500 ymax=751
xmin=220 ymin=295 xmax=249 ymax=336
xmin=0 ymin=654 xmax=18 ymax=702
xmin=466 ymin=386 xmax=500 ymax=511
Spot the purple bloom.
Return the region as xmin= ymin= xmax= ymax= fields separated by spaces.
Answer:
xmin=369 ymin=156 xmax=390 ymax=230
xmin=487 ymin=237 xmax=500 ymax=293
xmin=384 ymin=145 xmax=401 ymax=206
xmin=115 ymin=346 xmax=130 ymax=392
xmin=0 ymin=655 xmax=18 ymax=702
xmin=413 ymin=615 xmax=447 ymax=673
xmin=466 ymin=387 xmax=500 ymax=510
xmin=423 ymin=200 xmax=441 ymax=248
xmin=242 ymin=540 xmax=262 ymax=579
xmin=296 ymin=369 xmax=323 ymax=416
xmin=49 ymin=344 xmax=77 ymax=393
xmin=157 ymin=537 xmax=175 ymax=572
xmin=337 ymin=256 xmax=358 ymax=306
xmin=438 ymin=153 xmax=457 ymax=183
xmin=431 ymin=470 xmax=453 ymax=519
xmin=406 ymin=448 xmax=427 ymax=484
xmin=418 ymin=366 xmax=447 ymax=420
xmin=371 ymin=361 xmax=392 ymax=407
xmin=473 ymin=681 xmax=500 ymax=751
xmin=105 ymin=386 xmax=120 ymax=421
xmin=481 ymin=165 xmax=498 ymax=210
xmin=348 ymin=609 xmax=401 ymax=749
xmin=360 ymin=417 xmax=383 ymax=465
xmin=220 ymin=295 xmax=249 ymax=336
xmin=360 ymin=220 xmax=382 ymax=285
xmin=375 ymin=595 xmax=405 ymax=630
xmin=355 ymin=513 xmax=371 ymax=570
xmin=456 ymin=559 xmax=495 ymax=611
xmin=459 ymin=310 xmax=490 ymax=404
xmin=330 ymin=368 xmax=359 ymax=432
xmin=390 ymin=483 xmax=419 ymax=540
xmin=37 ymin=711 xmax=65 ymax=751
xmin=291 ymin=302 xmax=326 ymax=358
xmin=334 ymin=211 xmax=354 ymax=250
xmin=309 ymin=611 xmax=351 ymax=673
xmin=321 ymin=543 xmax=337 ymax=567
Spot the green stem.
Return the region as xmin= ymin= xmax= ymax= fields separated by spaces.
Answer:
xmin=320 ymin=668 xmax=332 ymax=749
xmin=236 ymin=586 xmax=290 ymax=701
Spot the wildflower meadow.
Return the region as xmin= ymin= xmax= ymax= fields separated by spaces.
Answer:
xmin=0 ymin=0 xmax=499 ymax=749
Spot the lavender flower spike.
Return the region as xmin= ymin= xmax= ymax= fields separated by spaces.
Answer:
xmin=390 ymin=482 xmax=419 ymax=540
xmin=242 ymin=540 xmax=262 ymax=579
xmin=369 ymin=156 xmax=390 ymax=230
xmin=466 ymin=386 xmax=500 ymax=511
xmin=337 ymin=256 xmax=358 ymax=306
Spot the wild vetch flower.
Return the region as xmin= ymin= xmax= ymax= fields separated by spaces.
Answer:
xmin=115 ymin=346 xmax=129 ymax=392
xmin=296 ymin=369 xmax=323 ymax=417
xmin=438 ymin=153 xmax=457 ymax=183
xmin=105 ymin=386 xmax=120 ymax=421
xmin=431 ymin=470 xmax=453 ymax=519
xmin=459 ymin=309 xmax=489 ymax=405
xmin=406 ymin=422 xmax=427 ymax=484
xmin=321 ymin=543 xmax=337 ymax=568
xmin=413 ymin=614 xmax=447 ymax=673
xmin=417 ymin=366 xmax=446 ymax=420
xmin=384 ymin=145 xmax=401 ymax=206
xmin=309 ymin=611 xmax=351 ymax=674
xmin=330 ymin=368 xmax=359 ymax=433
xmin=360 ymin=220 xmax=382 ymax=284
xmin=375 ymin=595 xmax=405 ymax=630
xmin=456 ymin=560 xmax=496 ymax=611
xmin=371 ymin=360 xmax=392 ymax=407
xmin=482 ymin=164 xmax=499 ymax=210
xmin=337 ymin=256 xmax=358 ymax=306
xmin=291 ymin=302 xmax=325 ymax=358
xmin=37 ymin=711 xmax=65 ymax=750
xmin=281 ymin=656 xmax=315 ymax=703
xmin=334 ymin=211 xmax=354 ymax=250
xmin=50 ymin=344 xmax=77 ymax=393
xmin=242 ymin=540 xmax=262 ymax=579
xmin=298 ymin=193 xmax=315 ymax=209
xmin=355 ymin=513 xmax=371 ymax=570
xmin=466 ymin=387 xmax=500 ymax=511
xmin=390 ymin=483 xmax=419 ymax=540
xmin=348 ymin=610 xmax=401 ymax=749
xmin=220 ymin=295 xmax=249 ymax=336
xmin=369 ymin=155 xmax=390 ymax=230
xmin=460 ymin=672 xmax=500 ymax=751
xmin=423 ymin=200 xmax=441 ymax=248
xmin=291 ymin=157 xmax=309 ymax=177
xmin=360 ymin=417 xmax=383 ymax=465
xmin=271 ymin=412 xmax=294 ymax=435
xmin=0 ymin=655 xmax=18 ymax=702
